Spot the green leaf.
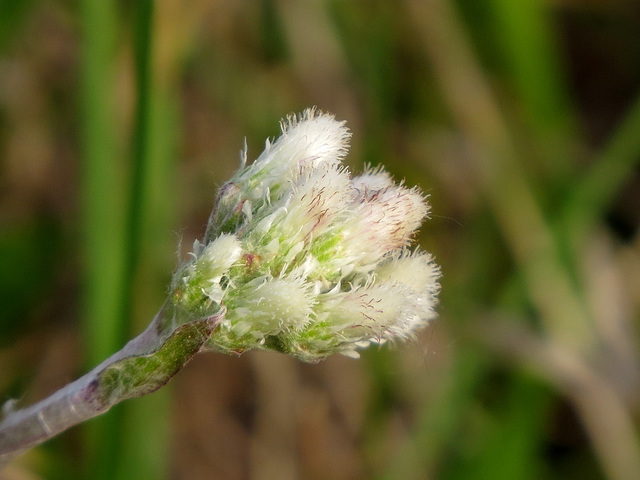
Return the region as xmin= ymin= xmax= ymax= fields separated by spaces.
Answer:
xmin=95 ymin=317 xmax=218 ymax=407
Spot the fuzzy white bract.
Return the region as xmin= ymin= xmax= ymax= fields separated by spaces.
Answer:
xmin=170 ymin=108 xmax=440 ymax=361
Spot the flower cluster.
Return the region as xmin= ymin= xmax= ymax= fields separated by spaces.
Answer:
xmin=170 ymin=108 xmax=440 ymax=361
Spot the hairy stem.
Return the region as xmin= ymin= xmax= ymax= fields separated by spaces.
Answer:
xmin=0 ymin=306 xmax=222 ymax=467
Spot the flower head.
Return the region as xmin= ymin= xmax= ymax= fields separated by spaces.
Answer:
xmin=171 ymin=108 xmax=440 ymax=361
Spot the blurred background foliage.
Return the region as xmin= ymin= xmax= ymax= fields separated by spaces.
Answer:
xmin=1 ymin=0 xmax=640 ymax=479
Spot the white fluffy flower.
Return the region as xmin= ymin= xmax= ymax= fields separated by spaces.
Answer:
xmin=234 ymin=107 xmax=351 ymax=203
xmin=215 ymin=275 xmax=316 ymax=351
xmin=171 ymin=108 xmax=441 ymax=361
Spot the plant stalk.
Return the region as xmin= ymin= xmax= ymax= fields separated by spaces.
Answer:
xmin=0 ymin=307 xmax=222 ymax=468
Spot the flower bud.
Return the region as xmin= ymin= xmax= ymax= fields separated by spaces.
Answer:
xmin=171 ymin=108 xmax=440 ymax=361
xmin=213 ymin=275 xmax=316 ymax=353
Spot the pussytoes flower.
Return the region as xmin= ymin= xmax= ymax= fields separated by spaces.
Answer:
xmin=0 ymin=109 xmax=442 ymax=463
xmin=170 ymin=107 xmax=441 ymax=361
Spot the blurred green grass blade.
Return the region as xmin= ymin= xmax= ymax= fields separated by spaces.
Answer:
xmin=79 ymin=0 xmax=125 ymax=369
xmin=448 ymin=375 xmax=550 ymax=480
xmin=0 ymin=220 xmax=61 ymax=343
xmin=115 ymin=79 xmax=178 ymax=480
xmin=114 ymin=394 xmax=171 ymax=479
xmin=122 ymin=0 xmax=154 ymax=316
xmin=562 ymin=90 xmax=640 ymax=246
xmin=260 ymin=0 xmax=290 ymax=63
xmin=378 ymin=350 xmax=488 ymax=480
xmin=92 ymin=0 xmax=155 ymax=478
xmin=79 ymin=0 xmax=128 ymax=477
xmin=111 ymin=0 xmax=176 ymax=478
xmin=0 ymin=0 xmax=35 ymax=51
xmin=487 ymin=0 xmax=573 ymax=136
xmin=326 ymin=0 xmax=397 ymax=165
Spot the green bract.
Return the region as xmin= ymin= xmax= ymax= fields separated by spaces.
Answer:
xmin=170 ymin=108 xmax=440 ymax=361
